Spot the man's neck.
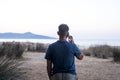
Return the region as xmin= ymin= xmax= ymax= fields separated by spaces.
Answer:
xmin=59 ymin=36 xmax=67 ymax=41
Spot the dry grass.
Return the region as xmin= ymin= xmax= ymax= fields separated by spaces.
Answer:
xmin=22 ymin=52 xmax=120 ymax=80
xmin=0 ymin=57 xmax=26 ymax=80
xmin=76 ymin=57 xmax=120 ymax=80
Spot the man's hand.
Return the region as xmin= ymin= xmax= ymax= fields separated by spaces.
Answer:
xmin=47 ymin=60 xmax=52 ymax=80
xmin=68 ymin=36 xmax=74 ymax=43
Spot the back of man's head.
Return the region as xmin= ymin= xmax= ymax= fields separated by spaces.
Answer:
xmin=58 ymin=24 xmax=69 ymax=36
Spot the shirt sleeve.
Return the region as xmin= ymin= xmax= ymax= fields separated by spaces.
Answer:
xmin=45 ymin=45 xmax=53 ymax=61
xmin=73 ymin=44 xmax=81 ymax=58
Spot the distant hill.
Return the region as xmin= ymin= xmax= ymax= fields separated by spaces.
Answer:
xmin=0 ymin=32 xmax=56 ymax=39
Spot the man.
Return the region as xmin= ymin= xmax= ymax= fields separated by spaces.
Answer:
xmin=45 ymin=24 xmax=84 ymax=80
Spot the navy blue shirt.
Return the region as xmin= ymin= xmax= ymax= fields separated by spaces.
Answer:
xmin=45 ymin=40 xmax=81 ymax=75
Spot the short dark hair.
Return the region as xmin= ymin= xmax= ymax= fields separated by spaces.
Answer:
xmin=58 ymin=24 xmax=69 ymax=36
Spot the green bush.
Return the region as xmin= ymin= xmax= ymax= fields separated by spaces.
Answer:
xmin=112 ymin=47 xmax=120 ymax=62
xmin=0 ymin=57 xmax=26 ymax=80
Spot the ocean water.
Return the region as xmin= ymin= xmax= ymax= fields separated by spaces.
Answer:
xmin=0 ymin=39 xmax=120 ymax=47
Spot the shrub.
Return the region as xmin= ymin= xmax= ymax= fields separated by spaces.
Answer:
xmin=82 ymin=49 xmax=91 ymax=56
xmin=14 ymin=42 xmax=25 ymax=58
xmin=112 ymin=47 xmax=120 ymax=62
xmin=83 ymin=45 xmax=113 ymax=59
xmin=0 ymin=56 xmax=26 ymax=80
xmin=26 ymin=42 xmax=48 ymax=52
xmin=27 ymin=42 xmax=36 ymax=51
xmin=36 ymin=43 xmax=48 ymax=52
xmin=0 ymin=42 xmax=25 ymax=58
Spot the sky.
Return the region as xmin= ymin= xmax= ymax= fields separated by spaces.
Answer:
xmin=0 ymin=0 xmax=120 ymax=39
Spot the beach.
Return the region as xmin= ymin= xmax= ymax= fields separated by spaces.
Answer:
xmin=21 ymin=52 xmax=120 ymax=80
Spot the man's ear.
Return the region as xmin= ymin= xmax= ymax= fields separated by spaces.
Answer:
xmin=57 ymin=31 xmax=59 ymax=35
xmin=67 ymin=32 xmax=69 ymax=37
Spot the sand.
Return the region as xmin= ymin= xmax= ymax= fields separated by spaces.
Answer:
xmin=21 ymin=52 xmax=120 ymax=80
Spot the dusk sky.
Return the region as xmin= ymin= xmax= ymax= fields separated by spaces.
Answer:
xmin=0 ymin=0 xmax=120 ymax=39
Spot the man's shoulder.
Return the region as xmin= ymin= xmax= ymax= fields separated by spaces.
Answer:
xmin=66 ymin=41 xmax=77 ymax=46
xmin=49 ymin=41 xmax=58 ymax=47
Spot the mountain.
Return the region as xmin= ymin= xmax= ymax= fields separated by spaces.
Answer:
xmin=0 ymin=32 xmax=56 ymax=39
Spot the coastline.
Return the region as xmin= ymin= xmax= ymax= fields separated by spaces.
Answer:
xmin=0 ymin=39 xmax=120 ymax=49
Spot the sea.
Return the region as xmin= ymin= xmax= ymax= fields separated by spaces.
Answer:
xmin=0 ymin=39 xmax=120 ymax=48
